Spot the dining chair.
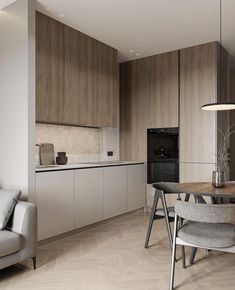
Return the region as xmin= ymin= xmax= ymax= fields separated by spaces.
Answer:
xmin=144 ymin=183 xmax=188 ymax=250
xmin=169 ymin=200 xmax=235 ymax=290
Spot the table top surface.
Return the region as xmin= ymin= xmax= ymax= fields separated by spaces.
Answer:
xmin=177 ymin=182 xmax=235 ymax=197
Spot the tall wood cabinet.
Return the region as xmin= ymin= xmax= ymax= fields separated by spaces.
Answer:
xmin=120 ymin=51 xmax=179 ymax=161
xmin=180 ymin=42 xmax=218 ymax=164
xmin=148 ymin=51 xmax=179 ymax=128
xmin=179 ymin=42 xmax=229 ymax=182
xmin=120 ymin=58 xmax=150 ymax=161
xmin=36 ymin=12 xmax=118 ymax=127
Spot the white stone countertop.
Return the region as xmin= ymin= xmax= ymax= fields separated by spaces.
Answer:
xmin=35 ymin=161 xmax=145 ymax=172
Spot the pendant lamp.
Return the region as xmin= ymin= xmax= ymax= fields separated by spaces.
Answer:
xmin=200 ymin=0 xmax=235 ymax=111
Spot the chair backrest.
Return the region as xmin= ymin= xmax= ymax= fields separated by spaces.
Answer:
xmin=175 ymin=200 xmax=235 ymax=224
xmin=152 ymin=182 xmax=182 ymax=194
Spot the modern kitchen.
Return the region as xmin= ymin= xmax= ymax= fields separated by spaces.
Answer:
xmin=0 ymin=0 xmax=235 ymax=289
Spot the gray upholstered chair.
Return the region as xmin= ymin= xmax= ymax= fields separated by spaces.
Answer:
xmin=144 ymin=182 xmax=188 ymax=250
xmin=0 ymin=201 xmax=37 ymax=270
xmin=169 ymin=201 xmax=235 ymax=290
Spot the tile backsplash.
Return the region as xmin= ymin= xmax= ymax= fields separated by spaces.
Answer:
xmin=35 ymin=123 xmax=119 ymax=165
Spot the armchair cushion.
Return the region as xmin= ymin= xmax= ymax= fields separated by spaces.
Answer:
xmin=0 ymin=190 xmax=22 ymax=230
xmin=0 ymin=230 xmax=22 ymax=258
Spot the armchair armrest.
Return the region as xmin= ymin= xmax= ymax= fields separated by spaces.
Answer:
xmin=10 ymin=202 xmax=37 ymax=259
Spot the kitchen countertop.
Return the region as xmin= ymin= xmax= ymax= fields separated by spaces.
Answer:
xmin=35 ymin=161 xmax=145 ymax=173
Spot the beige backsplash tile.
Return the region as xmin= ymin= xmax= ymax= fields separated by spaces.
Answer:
xmin=35 ymin=123 xmax=119 ymax=164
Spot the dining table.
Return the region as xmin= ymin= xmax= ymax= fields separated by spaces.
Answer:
xmin=176 ymin=181 xmax=235 ymax=200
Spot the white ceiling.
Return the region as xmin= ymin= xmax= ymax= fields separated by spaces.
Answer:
xmin=36 ymin=0 xmax=235 ymax=64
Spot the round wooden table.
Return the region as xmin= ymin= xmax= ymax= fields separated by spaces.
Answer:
xmin=177 ymin=181 xmax=235 ymax=198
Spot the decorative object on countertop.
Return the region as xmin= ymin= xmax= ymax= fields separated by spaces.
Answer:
xmin=39 ymin=143 xmax=55 ymax=165
xmin=56 ymin=152 xmax=68 ymax=165
xmin=212 ymin=126 xmax=235 ymax=188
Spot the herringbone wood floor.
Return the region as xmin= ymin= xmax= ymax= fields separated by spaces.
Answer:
xmin=0 ymin=212 xmax=234 ymax=290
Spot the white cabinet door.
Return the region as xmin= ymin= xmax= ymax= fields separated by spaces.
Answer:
xmin=74 ymin=168 xmax=104 ymax=228
xmin=36 ymin=171 xmax=74 ymax=240
xmin=103 ymin=166 xmax=128 ymax=219
xmin=127 ymin=164 xmax=146 ymax=211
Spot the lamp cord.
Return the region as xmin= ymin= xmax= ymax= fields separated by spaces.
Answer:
xmin=220 ymin=0 xmax=222 ymax=102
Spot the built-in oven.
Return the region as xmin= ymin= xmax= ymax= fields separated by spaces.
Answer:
xmin=147 ymin=127 xmax=179 ymax=184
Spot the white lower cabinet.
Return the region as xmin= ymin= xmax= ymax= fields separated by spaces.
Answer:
xmin=127 ymin=164 xmax=145 ymax=211
xmin=103 ymin=166 xmax=128 ymax=219
xmin=36 ymin=163 xmax=146 ymax=240
xmin=74 ymin=168 xmax=104 ymax=228
xmin=36 ymin=170 xmax=74 ymax=240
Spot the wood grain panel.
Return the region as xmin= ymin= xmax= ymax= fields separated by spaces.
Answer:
xmin=180 ymin=42 xmax=218 ymax=163
xmin=36 ymin=12 xmax=118 ymax=128
xmin=93 ymin=40 xmax=118 ymax=127
xmin=148 ymin=51 xmax=179 ymax=128
xmin=120 ymin=58 xmax=150 ymax=161
xmin=36 ymin=12 xmax=64 ymax=123
xmin=63 ymin=25 xmax=94 ymax=126
xmin=180 ymin=162 xmax=215 ymax=183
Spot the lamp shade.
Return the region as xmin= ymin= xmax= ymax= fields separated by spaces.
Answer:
xmin=200 ymin=103 xmax=235 ymax=111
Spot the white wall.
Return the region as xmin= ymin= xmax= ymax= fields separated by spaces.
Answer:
xmin=0 ymin=0 xmax=35 ymax=200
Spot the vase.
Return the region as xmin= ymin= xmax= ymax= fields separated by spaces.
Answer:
xmin=212 ymin=170 xmax=226 ymax=188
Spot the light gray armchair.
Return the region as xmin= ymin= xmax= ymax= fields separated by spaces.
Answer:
xmin=169 ymin=201 xmax=235 ymax=290
xmin=0 ymin=201 xmax=37 ymax=270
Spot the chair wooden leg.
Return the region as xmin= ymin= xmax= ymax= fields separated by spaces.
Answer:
xmin=161 ymin=191 xmax=173 ymax=248
xmin=32 ymin=256 xmax=37 ymax=270
xmin=181 ymin=246 xmax=186 ymax=269
xmin=169 ymin=215 xmax=178 ymax=290
xmin=144 ymin=192 xmax=159 ymax=248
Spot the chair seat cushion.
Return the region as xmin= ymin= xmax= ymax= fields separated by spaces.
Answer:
xmin=0 ymin=230 xmax=22 ymax=258
xmin=156 ymin=206 xmax=175 ymax=218
xmin=178 ymin=221 xmax=235 ymax=248
xmin=152 ymin=182 xmax=182 ymax=194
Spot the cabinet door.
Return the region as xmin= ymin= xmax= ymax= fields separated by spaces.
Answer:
xmin=63 ymin=25 xmax=94 ymax=126
xmin=74 ymin=168 xmax=103 ymax=228
xmin=127 ymin=164 xmax=146 ymax=211
xmin=180 ymin=42 xmax=218 ymax=163
xmin=36 ymin=12 xmax=63 ymax=123
xmin=103 ymin=166 xmax=128 ymax=219
xmin=93 ymin=40 xmax=118 ymax=127
xmin=180 ymin=163 xmax=215 ymax=182
xmin=148 ymin=51 xmax=179 ymax=128
xmin=120 ymin=58 xmax=150 ymax=161
xmin=36 ymin=171 xmax=74 ymax=240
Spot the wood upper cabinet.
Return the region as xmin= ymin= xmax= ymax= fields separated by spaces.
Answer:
xmin=36 ymin=12 xmax=64 ymax=123
xmin=148 ymin=51 xmax=179 ymax=128
xmin=120 ymin=51 xmax=179 ymax=161
xmin=180 ymin=42 xmax=218 ymax=163
xmin=93 ymin=40 xmax=118 ymax=127
xmin=63 ymin=25 xmax=94 ymax=126
xmin=36 ymin=12 xmax=118 ymax=127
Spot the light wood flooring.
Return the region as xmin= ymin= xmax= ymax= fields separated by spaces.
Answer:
xmin=0 ymin=212 xmax=234 ymax=290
